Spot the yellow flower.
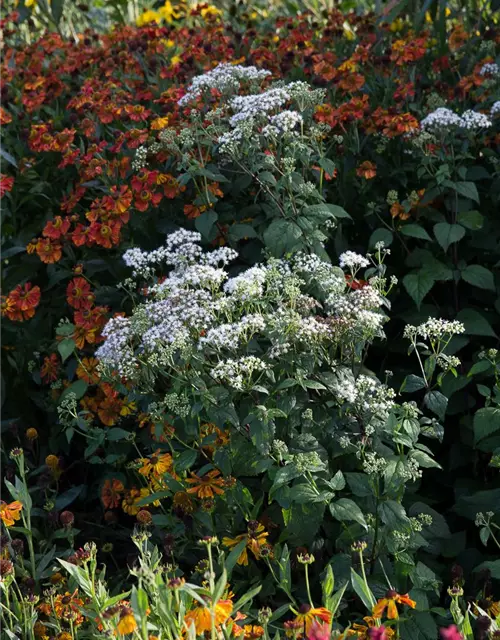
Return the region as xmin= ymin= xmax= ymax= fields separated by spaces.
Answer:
xmin=122 ymin=488 xmax=150 ymax=516
xmin=158 ymin=0 xmax=181 ymax=23
xmin=390 ymin=18 xmax=404 ymax=32
xmin=151 ymin=116 xmax=170 ymax=130
xmin=136 ymin=9 xmax=160 ymax=27
xmin=294 ymin=606 xmax=332 ymax=635
xmin=342 ymin=23 xmax=356 ymax=40
xmin=120 ymin=400 xmax=137 ymax=417
xmin=222 ymin=523 xmax=269 ymax=566
xmin=184 ymin=599 xmax=233 ymax=634
xmin=171 ymin=55 xmax=181 ymax=66
xmin=117 ymin=608 xmax=137 ymax=634
xmin=200 ymin=4 xmax=222 ymax=18
xmin=0 ymin=500 xmax=23 ymax=527
xmin=138 ymin=450 xmax=174 ymax=478
xmin=372 ymin=590 xmax=416 ymax=620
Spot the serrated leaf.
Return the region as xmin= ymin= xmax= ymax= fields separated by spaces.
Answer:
xmin=457 ymin=210 xmax=484 ymax=230
xmin=330 ymin=498 xmax=367 ymax=529
xmin=263 ymin=219 xmax=303 ymax=257
xmin=473 ymin=407 xmax=500 ymax=444
xmin=456 ymin=309 xmax=497 ymax=337
xmin=423 ymin=390 xmax=448 ymax=420
xmin=403 ymin=270 xmax=436 ymax=309
xmin=452 ymin=181 xmax=479 ymax=203
xmin=433 ymin=223 xmax=465 ymax=252
xmin=57 ymin=338 xmax=75 ymax=363
xmin=400 ymin=225 xmax=432 ymax=241
xmin=369 ymin=228 xmax=393 ymax=249
xmin=461 ymin=265 xmax=495 ymax=291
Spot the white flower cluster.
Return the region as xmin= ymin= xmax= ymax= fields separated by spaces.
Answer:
xmin=479 ymin=62 xmax=500 ymax=76
xmin=229 ymin=87 xmax=290 ymax=126
xmin=211 ymin=356 xmax=268 ymax=391
xmin=98 ymin=234 xmax=394 ymax=408
xmin=262 ymin=110 xmax=303 ymax=137
xmin=404 ymin=318 xmax=465 ymax=341
xmin=338 ymin=251 xmax=370 ymax=271
xmin=461 ymin=109 xmax=493 ymax=130
xmin=420 ymin=106 xmax=492 ymax=131
xmin=178 ymin=63 xmax=271 ymax=106
xmin=491 ymin=101 xmax=500 ymax=116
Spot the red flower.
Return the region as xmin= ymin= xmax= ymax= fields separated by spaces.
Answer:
xmin=0 ymin=174 xmax=14 ymax=197
xmin=41 ymin=354 xmax=59 ymax=383
xmin=101 ymin=478 xmax=124 ymax=509
xmin=8 ymin=282 xmax=41 ymax=313
xmin=67 ymin=277 xmax=93 ymax=310
xmin=43 ymin=216 xmax=71 ymax=240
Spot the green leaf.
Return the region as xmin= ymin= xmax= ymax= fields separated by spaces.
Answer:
xmin=229 ymin=224 xmax=258 ymax=240
xmin=51 ymin=0 xmax=65 ymax=24
xmin=107 ymin=428 xmax=131 ymax=441
xmin=400 ymin=225 xmax=432 ymax=241
xmin=233 ymin=583 xmax=262 ymax=611
xmin=350 ymin=568 xmax=376 ymax=609
xmin=379 ymin=500 xmax=410 ymax=527
xmin=195 ymin=210 xmax=218 ymax=240
xmin=423 ymin=390 xmax=448 ymax=420
xmin=326 ymin=204 xmax=351 ymax=219
xmin=456 ymin=309 xmax=497 ymax=337
xmin=369 ymin=228 xmax=393 ymax=249
xmin=433 ymin=223 xmax=465 ymax=252
xmin=474 ymin=560 xmax=500 ymax=579
xmin=461 ymin=265 xmax=495 ymax=291
xmin=452 ymin=181 xmax=480 ymax=203
xmin=473 ymin=407 xmax=500 ymax=444
xmin=330 ymin=470 xmax=346 ymax=491
xmin=59 ymin=379 xmax=88 ymax=403
xmin=326 ymin=581 xmax=348 ymax=617
xmin=329 ymin=498 xmax=367 ymax=529
xmin=411 ymin=450 xmax=441 ymax=469
xmin=403 ymin=270 xmax=435 ymax=309
xmin=263 ymin=219 xmax=303 ymax=257
xmin=55 ymin=485 xmax=85 ymax=511
xmin=304 ymin=204 xmax=335 ymax=222
xmin=57 ymin=338 xmax=75 ymax=363
xmin=401 ymin=374 xmax=426 ymax=393
xmin=457 ymin=210 xmax=484 ymax=230
xmin=0 ymin=147 xmax=17 ymax=168
xmin=259 ymin=171 xmax=277 ymax=185
xmin=454 ymin=489 xmax=500 ymax=520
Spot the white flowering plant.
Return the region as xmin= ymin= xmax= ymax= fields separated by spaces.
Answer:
xmin=67 ymin=229 xmax=449 ymax=604
xmin=134 ymin=64 xmax=348 ymax=261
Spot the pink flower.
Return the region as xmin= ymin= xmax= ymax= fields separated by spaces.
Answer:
xmin=368 ymin=627 xmax=389 ymax=640
xmin=440 ymin=626 xmax=463 ymax=640
xmin=307 ymin=619 xmax=331 ymax=640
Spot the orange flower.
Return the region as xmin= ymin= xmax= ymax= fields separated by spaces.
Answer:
xmin=0 ymin=500 xmax=23 ymax=527
xmin=53 ymin=590 xmax=84 ymax=625
xmin=41 ymin=354 xmax=59 ymax=383
xmin=36 ymin=237 xmax=62 ymax=264
xmin=184 ymin=599 xmax=233 ymax=634
xmin=356 ymin=161 xmax=377 ymax=179
xmin=244 ymin=625 xmax=265 ymax=640
xmin=76 ymin=357 xmax=100 ymax=384
xmin=338 ymin=73 xmax=365 ymax=93
xmin=186 ymin=469 xmax=225 ymax=498
xmin=101 ymin=478 xmax=124 ymax=509
xmin=390 ymin=203 xmax=411 ymax=221
xmin=151 ymin=116 xmax=169 ymax=129
xmin=372 ymin=590 xmax=416 ymax=620
xmin=294 ymin=605 xmax=332 ymax=635
xmin=138 ymin=450 xmax=175 ymax=477
xmin=97 ymin=393 xmax=123 ymax=426
xmin=0 ymin=107 xmax=12 ymax=125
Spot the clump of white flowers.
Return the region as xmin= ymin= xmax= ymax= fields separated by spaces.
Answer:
xmin=479 ymin=62 xmax=500 ymax=77
xmin=420 ymin=106 xmax=492 ymax=131
xmin=178 ymin=63 xmax=271 ymax=106
xmin=97 ymin=231 xmax=391 ymax=407
xmin=491 ymin=101 xmax=500 ymax=117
